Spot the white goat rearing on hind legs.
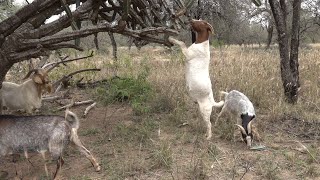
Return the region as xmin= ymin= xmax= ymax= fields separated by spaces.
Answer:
xmin=169 ymin=19 xmax=224 ymax=140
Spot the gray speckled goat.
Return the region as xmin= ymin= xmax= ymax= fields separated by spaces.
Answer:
xmin=0 ymin=110 xmax=100 ymax=179
xmin=215 ymin=90 xmax=259 ymax=147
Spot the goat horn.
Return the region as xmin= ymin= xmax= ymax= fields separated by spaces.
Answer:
xmin=22 ymin=69 xmax=37 ymax=80
xmin=247 ymin=121 xmax=252 ymax=134
xmin=235 ymin=124 xmax=246 ymax=135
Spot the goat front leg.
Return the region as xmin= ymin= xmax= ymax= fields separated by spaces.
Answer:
xmin=198 ymin=100 xmax=213 ymax=140
xmin=40 ymin=150 xmax=49 ymax=178
xmin=252 ymin=125 xmax=262 ymax=142
xmin=71 ymin=129 xmax=101 ymax=172
xmin=214 ymin=105 xmax=227 ymax=127
xmin=168 ymin=37 xmax=189 ymax=58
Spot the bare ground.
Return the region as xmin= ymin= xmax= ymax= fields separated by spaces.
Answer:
xmin=1 ymin=88 xmax=319 ymax=180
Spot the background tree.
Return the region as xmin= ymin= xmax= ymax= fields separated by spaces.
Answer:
xmin=268 ymin=0 xmax=301 ymax=103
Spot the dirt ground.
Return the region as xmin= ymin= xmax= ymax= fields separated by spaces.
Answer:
xmin=1 ymin=88 xmax=319 ymax=180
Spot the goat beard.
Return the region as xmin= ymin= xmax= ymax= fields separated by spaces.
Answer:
xmin=45 ymin=84 xmax=53 ymax=94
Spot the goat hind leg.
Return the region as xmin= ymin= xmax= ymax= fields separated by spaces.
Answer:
xmin=53 ymin=156 xmax=64 ymax=180
xmin=198 ymin=101 xmax=213 ymax=140
xmin=71 ymin=129 xmax=101 ymax=171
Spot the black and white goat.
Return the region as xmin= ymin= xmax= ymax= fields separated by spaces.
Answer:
xmin=168 ymin=19 xmax=224 ymax=140
xmin=0 ymin=109 xmax=101 ymax=179
xmin=216 ymin=90 xmax=259 ymax=147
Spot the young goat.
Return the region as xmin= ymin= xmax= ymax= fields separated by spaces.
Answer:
xmin=0 ymin=68 xmax=52 ymax=114
xmin=0 ymin=109 xmax=101 ymax=179
xmin=216 ymin=90 xmax=259 ymax=147
xmin=169 ymin=19 xmax=224 ymax=139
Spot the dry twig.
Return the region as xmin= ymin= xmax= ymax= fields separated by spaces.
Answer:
xmin=56 ymin=99 xmax=94 ymax=111
xmin=83 ymin=102 xmax=97 ymax=117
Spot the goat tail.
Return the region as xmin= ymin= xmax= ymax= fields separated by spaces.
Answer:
xmin=65 ymin=109 xmax=80 ymax=130
xmin=219 ymin=91 xmax=229 ymax=98
xmin=212 ymin=100 xmax=224 ymax=108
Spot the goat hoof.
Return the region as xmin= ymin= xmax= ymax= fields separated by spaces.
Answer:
xmin=95 ymin=165 xmax=101 ymax=172
xmin=206 ymin=134 xmax=212 ymax=140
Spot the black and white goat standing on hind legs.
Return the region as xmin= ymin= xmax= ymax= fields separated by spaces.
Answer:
xmin=168 ymin=19 xmax=224 ymax=140
xmin=216 ymin=90 xmax=261 ymax=147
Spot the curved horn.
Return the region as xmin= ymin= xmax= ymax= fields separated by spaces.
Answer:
xmin=22 ymin=69 xmax=37 ymax=80
xmin=247 ymin=121 xmax=253 ymax=134
xmin=235 ymin=124 xmax=246 ymax=135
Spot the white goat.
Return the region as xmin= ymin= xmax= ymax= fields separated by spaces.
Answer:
xmin=169 ymin=19 xmax=224 ymax=140
xmin=0 ymin=68 xmax=52 ymax=114
xmin=216 ymin=90 xmax=259 ymax=147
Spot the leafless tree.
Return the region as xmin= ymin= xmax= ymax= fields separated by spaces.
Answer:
xmin=268 ymin=0 xmax=301 ymax=103
xmin=0 ymin=0 xmax=191 ymax=88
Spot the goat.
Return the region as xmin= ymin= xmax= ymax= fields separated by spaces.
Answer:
xmin=0 ymin=109 xmax=101 ymax=179
xmin=0 ymin=68 xmax=53 ymax=114
xmin=168 ymin=19 xmax=224 ymax=140
xmin=216 ymin=90 xmax=260 ymax=147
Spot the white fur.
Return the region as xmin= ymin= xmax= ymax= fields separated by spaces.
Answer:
xmin=217 ymin=90 xmax=255 ymax=125
xmin=1 ymin=80 xmax=42 ymax=114
xmin=169 ymin=37 xmax=224 ymax=140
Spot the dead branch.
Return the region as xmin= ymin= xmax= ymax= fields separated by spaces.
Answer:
xmin=76 ymin=79 xmax=109 ymax=89
xmin=53 ymin=68 xmax=101 ymax=88
xmin=83 ymin=102 xmax=97 ymax=117
xmin=56 ymin=99 xmax=94 ymax=111
xmin=42 ymin=51 xmax=94 ymax=69
xmin=42 ymin=95 xmax=61 ymax=101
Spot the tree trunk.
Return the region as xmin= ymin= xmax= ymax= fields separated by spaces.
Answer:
xmin=269 ymin=0 xmax=301 ymax=103
xmin=108 ymin=32 xmax=117 ymax=61
xmin=266 ymin=22 xmax=273 ymax=49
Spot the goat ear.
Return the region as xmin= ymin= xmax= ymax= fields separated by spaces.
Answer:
xmin=205 ymin=22 xmax=214 ymax=34
xmin=33 ymin=75 xmax=43 ymax=84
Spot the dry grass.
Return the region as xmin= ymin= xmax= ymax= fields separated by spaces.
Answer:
xmin=3 ymin=45 xmax=320 ymax=179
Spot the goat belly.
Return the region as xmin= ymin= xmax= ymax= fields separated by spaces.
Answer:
xmin=186 ymin=78 xmax=212 ymax=99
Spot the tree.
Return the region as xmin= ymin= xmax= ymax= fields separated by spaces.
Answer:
xmin=268 ymin=0 xmax=301 ymax=103
xmin=0 ymin=0 xmax=188 ymax=88
xmin=250 ymin=0 xmax=274 ymax=48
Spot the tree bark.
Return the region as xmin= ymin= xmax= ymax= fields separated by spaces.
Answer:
xmin=266 ymin=20 xmax=273 ymax=49
xmin=269 ymin=0 xmax=301 ymax=103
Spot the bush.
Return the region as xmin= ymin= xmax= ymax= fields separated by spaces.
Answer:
xmin=94 ymin=65 xmax=153 ymax=115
